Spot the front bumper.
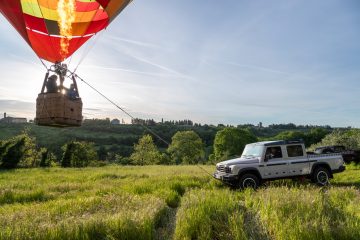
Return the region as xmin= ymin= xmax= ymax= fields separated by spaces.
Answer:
xmin=213 ymin=171 xmax=238 ymax=184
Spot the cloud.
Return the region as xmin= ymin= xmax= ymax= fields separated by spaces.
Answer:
xmin=224 ymin=62 xmax=290 ymax=75
xmin=0 ymin=1 xmax=359 ymax=127
xmin=83 ymin=107 xmax=103 ymax=112
xmin=107 ymin=36 xmax=161 ymax=49
xmin=79 ymin=64 xmax=188 ymax=79
xmin=0 ymin=99 xmax=35 ymax=119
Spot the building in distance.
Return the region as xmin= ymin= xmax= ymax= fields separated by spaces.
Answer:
xmin=0 ymin=112 xmax=27 ymax=124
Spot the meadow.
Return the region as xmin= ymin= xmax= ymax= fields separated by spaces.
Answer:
xmin=0 ymin=165 xmax=360 ymax=240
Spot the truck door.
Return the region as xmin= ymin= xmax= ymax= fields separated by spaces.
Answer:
xmin=286 ymin=144 xmax=311 ymax=176
xmin=260 ymin=146 xmax=290 ymax=179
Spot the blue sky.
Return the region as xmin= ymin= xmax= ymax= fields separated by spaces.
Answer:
xmin=0 ymin=0 xmax=359 ymax=127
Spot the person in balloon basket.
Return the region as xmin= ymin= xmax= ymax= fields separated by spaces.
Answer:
xmin=46 ymin=75 xmax=58 ymax=93
xmin=67 ymin=84 xmax=79 ymax=100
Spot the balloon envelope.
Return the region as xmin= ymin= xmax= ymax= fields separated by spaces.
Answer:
xmin=0 ymin=0 xmax=132 ymax=63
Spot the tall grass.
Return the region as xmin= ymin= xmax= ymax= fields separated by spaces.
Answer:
xmin=244 ymin=186 xmax=360 ymax=240
xmin=0 ymin=165 xmax=360 ymax=239
xmin=0 ymin=166 xmax=213 ymax=239
xmin=174 ymin=189 xmax=248 ymax=240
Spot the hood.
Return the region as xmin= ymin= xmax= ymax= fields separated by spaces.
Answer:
xmin=218 ymin=157 xmax=259 ymax=166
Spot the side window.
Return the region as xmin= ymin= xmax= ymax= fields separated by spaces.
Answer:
xmin=265 ymin=146 xmax=282 ymax=160
xmin=323 ymin=148 xmax=334 ymax=154
xmin=287 ymin=145 xmax=304 ymax=157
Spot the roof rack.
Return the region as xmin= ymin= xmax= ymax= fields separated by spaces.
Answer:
xmin=264 ymin=139 xmax=304 ymax=146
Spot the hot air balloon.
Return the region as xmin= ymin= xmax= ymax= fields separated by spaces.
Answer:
xmin=0 ymin=0 xmax=132 ymax=127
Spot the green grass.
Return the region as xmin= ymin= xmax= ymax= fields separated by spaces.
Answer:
xmin=0 ymin=165 xmax=360 ymax=239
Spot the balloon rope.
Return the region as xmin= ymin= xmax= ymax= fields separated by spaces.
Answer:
xmin=73 ymin=73 xmax=214 ymax=178
xmin=73 ymin=31 xmax=104 ymax=74
xmin=70 ymin=71 xmax=170 ymax=146
xmin=38 ymin=57 xmax=49 ymax=70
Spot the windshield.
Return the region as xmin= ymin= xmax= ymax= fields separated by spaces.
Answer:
xmin=241 ymin=145 xmax=264 ymax=158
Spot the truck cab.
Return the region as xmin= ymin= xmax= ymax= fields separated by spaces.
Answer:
xmin=213 ymin=140 xmax=345 ymax=189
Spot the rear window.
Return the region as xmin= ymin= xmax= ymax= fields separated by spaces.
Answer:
xmin=287 ymin=145 xmax=304 ymax=157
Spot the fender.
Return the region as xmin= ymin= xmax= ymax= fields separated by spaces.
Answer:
xmin=310 ymin=162 xmax=333 ymax=177
xmin=238 ymin=167 xmax=262 ymax=180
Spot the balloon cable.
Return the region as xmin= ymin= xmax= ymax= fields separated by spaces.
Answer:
xmin=38 ymin=57 xmax=48 ymax=70
xmin=73 ymin=32 xmax=104 ymax=74
xmin=38 ymin=65 xmax=212 ymax=176
xmin=72 ymin=76 xmax=214 ymax=177
xmin=70 ymin=71 xmax=170 ymax=146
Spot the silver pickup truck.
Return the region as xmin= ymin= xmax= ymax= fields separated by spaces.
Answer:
xmin=213 ymin=140 xmax=345 ymax=189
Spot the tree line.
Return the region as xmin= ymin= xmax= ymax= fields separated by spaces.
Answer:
xmin=0 ymin=126 xmax=353 ymax=169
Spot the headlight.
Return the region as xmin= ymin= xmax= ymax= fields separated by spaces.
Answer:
xmin=225 ymin=166 xmax=231 ymax=173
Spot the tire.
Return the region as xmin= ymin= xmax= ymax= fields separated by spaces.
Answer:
xmin=312 ymin=167 xmax=330 ymax=186
xmin=238 ymin=173 xmax=260 ymax=190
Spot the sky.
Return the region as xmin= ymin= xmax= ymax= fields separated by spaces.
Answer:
xmin=0 ymin=0 xmax=359 ymax=127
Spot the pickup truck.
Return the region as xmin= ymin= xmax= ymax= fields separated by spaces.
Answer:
xmin=314 ymin=145 xmax=360 ymax=163
xmin=213 ymin=140 xmax=345 ymax=189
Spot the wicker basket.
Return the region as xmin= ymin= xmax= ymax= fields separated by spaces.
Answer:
xmin=35 ymin=93 xmax=83 ymax=127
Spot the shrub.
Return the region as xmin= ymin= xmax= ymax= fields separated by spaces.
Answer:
xmin=309 ymin=129 xmax=360 ymax=151
xmin=0 ymin=133 xmax=41 ymax=169
xmin=0 ymin=136 xmax=26 ymax=169
xmin=39 ymin=148 xmax=56 ymax=167
xmin=61 ymin=141 xmax=97 ymax=168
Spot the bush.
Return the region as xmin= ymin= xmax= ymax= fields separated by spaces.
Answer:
xmin=0 ymin=136 xmax=26 ymax=169
xmin=115 ymin=155 xmax=132 ymax=165
xmin=0 ymin=133 xmax=42 ymax=169
xmin=61 ymin=141 xmax=97 ymax=168
xmin=39 ymin=148 xmax=56 ymax=167
xmin=309 ymin=129 xmax=360 ymax=151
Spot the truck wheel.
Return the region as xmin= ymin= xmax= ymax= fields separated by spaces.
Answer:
xmin=239 ymin=174 xmax=260 ymax=190
xmin=312 ymin=167 xmax=330 ymax=186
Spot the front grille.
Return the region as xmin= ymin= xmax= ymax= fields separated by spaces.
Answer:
xmin=217 ymin=165 xmax=225 ymax=172
xmin=217 ymin=165 xmax=230 ymax=173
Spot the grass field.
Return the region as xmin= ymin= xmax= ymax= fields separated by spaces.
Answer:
xmin=0 ymin=165 xmax=360 ymax=240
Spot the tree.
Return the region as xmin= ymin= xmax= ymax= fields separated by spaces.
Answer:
xmin=167 ymin=131 xmax=205 ymax=164
xmin=130 ymin=135 xmax=162 ymax=165
xmin=61 ymin=141 xmax=97 ymax=168
xmin=18 ymin=133 xmax=39 ymax=168
xmin=0 ymin=133 xmax=40 ymax=169
xmin=272 ymin=131 xmax=305 ymax=142
xmin=309 ymin=129 xmax=360 ymax=151
xmin=271 ymin=129 xmax=329 ymax=147
xmin=305 ymin=128 xmax=329 ymax=147
xmin=213 ymin=128 xmax=257 ymax=161
xmin=97 ymin=146 xmax=108 ymax=161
